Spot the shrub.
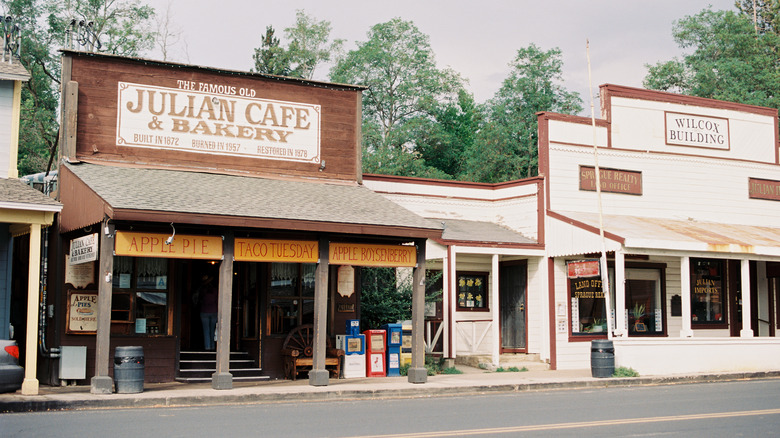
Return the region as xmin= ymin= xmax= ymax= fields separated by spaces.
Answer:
xmin=613 ymin=366 xmax=640 ymax=377
xmin=440 ymin=367 xmax=463 ymax=374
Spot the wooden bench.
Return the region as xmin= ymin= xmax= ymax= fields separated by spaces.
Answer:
xmin=281 ymin=324 xmax=344 ymax=380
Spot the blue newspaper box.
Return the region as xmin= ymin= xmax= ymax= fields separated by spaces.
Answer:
xmin=382 ymin=323 xmax=403 ymax=377
xmin=347 ymin=319 xmax=361 ymax=336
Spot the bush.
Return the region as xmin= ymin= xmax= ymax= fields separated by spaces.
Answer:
xmin=613 ymin=366 xmax=640 ymax=377
xmin=440 ymin=367 xmax=463 ymax=374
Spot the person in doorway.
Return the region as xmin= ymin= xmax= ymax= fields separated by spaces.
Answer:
xmin=195 ymin=275 xmax=219 ymax=351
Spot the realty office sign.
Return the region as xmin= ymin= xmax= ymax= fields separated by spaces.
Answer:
xmin=69 ymin=233 xmax=98 ymax=265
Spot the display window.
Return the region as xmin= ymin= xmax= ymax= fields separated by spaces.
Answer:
xmin=625 ymin=267 xmax=665 ymax=335
xmin=570 ymin=275 xmax=606 ymax=334
xmin=456 ymin=272 xmax=488 ymax=311
xmin=268 ymin=262 xmax=315 ymax=335
xmin=111 ymin=256 xmax=171 ymax=335
xmin=690 ymin=258 xmax=726 ymax=325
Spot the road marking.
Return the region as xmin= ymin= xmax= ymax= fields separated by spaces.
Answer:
xmin=351 ymin=408 xmax=780 ymax=437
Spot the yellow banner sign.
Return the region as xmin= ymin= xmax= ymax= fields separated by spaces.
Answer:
xmin=115 ymin=231 xmax=223 ymax=260
xmin=234 ymin=238 xmax=318 ymax=263
xmin=330 ymin=243 xmax=416 ymax=267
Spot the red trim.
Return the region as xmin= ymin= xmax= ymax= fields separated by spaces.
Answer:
xmin=539 ymin=111 xmax=610 ymax=128
xmin=547 ymin=257 xmax=557 ymax=370
xmin=546 ymin=210 xmax=626 ymax=244
xmin=600 ymin=84 xmax=780 ymax=118
xmin=435 ymin=240 xmax=542 ymax=249
xmin=370 ymin=189 xmax=537 ymax=203
xmin=362 ymin=173 xmax=544 ymax=190
xmin=536 ymin=179 xmax=545 ymax=246
xmin=536 ymin=113 xmax=552 ymax=220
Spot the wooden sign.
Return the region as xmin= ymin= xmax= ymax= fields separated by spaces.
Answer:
xmin=234 ymin=238 xmax=317 ymax=263
xmin=749 ymin=177 xmax=780 ymax=201
xmin=116 ymin=82 xmax=321 ymax=163
xmin=114 ymin=231 xmax=223 ymax=259
xmin=329 ymin=243 xmax=416 ymax=267
xmin=69 ymin=233 xmax=98 ymax=265
xmin=567 ymin=259 xmax=600 ymax=279
xmin=580 ymin=166 xmax=642 ymax=195
xmin=67 ymin=291 xmax=98 ymax=333
xmin=665 ymin=112 xmax=729 ymax=150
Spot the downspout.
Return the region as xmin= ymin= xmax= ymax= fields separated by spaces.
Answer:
xmin=38 ymin=176 xmax=59 ymax=359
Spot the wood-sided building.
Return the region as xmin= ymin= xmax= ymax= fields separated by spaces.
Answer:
xmin=48 ymin=51 xmax=440 ymax=391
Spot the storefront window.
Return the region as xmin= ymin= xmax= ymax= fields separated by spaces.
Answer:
xmin=111 ymin=256 xmax=170 ymax=335
xmin=570 ymin=275 xmax=606 ymax=334
xmin=690 ymin=258 xmax=725 ymax=324
xmin=269 ymin=263 xmax=315 ymax=335
xmin=625 ymin=268 xmax=664 ymax=335
xmin=456 ymin=272 xmax=488 ymax=311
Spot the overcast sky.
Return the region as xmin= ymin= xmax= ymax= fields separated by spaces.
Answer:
xmin=144 ymin=0 xmax=737 ymax=110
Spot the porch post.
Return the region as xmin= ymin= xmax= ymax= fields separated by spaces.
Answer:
xmin=614 ymin=250 xmax=627 ymax=337
xmin=679 ymin=256 xmax=693 ymax=337
xmin=212 ymin=231 xmax=234 ymax=389
xmin=309 ymin=237 xmax=330 ymax=386
xmin=442 ymin=246 xmax=451 ymax=358
xmin=91 ymin=219 xmax=115 ymax=394
xmin=740 ymin=259 xmax=753 ymax=338
xmin=490 ymin=254 xmax=500 ymax=366
xmin=448 ymin=247 xmax=457 ymax=359
xmin=20 ymin=225 xmax=41 ymax=395
xmin=408 ymin=238 xmax=427 ymax=384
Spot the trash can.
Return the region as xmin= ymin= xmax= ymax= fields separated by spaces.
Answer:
xmin=114 ymin=346 xmax=144 ymax=393
xmin=590 ymin=339 xmax=614 ymax=378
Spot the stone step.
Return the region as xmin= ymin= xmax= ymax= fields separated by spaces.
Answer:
xmin=455 ymin=354 xmax=549 ymax=371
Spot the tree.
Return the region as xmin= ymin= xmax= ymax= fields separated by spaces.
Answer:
xmin=734 ymin=0 xmax=779 ymax=34
xmin=2 ymin=0 xmax=158 ymax=175
xmin=463 ymin=44 xmax=582 ymax=182
xmin=284 ymin=9 xmax=343 ymax=79
xmin=252 ymin=26 xmax=292 ymax=76
xmin=643 ymin=8 xmax=780 ymax=109
xmin=330 ymin=18 xmax=464 ymax=177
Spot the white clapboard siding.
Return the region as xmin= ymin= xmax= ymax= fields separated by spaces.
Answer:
xmin=0 ymin=81 xmax=13 ymax=178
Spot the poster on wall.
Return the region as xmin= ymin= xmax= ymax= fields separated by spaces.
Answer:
xmin=67 ymin=291 xmax=98 ymax=334
xmin=64 ymin=255 xmax=95 ymax=289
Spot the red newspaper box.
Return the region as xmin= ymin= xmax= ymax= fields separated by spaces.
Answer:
xmin=363 ymin=329 xmax=386 ymax=377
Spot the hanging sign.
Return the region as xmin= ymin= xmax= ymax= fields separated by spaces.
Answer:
xmin=114 ymin=231 xmax=223 ymax=259
xmin=567 ymin=259 xmax=600 ymax=279
xmin=234 ymin=238 xmax=318 ymax=263
xmin=69 ymin=233 xmax=98 ymax=265
xmin=67 ymin=291 xmax=98 ymax=334
xmin=330 ymin=243 xmax=416 ymax=267
xmin=116 ymin=82 xmax=321 ymax=164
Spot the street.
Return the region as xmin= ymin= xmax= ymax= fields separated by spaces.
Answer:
xmin=2 ymin=379 xmax=779 ymax=437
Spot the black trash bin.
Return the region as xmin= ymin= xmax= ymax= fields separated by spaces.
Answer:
xmin=114 ymin=346 xmax=144 ymax=393
xmin=590 ymin=339 xmax=614 ymax=378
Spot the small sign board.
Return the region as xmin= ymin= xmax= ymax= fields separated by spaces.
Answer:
xmin=665 ymin=111 xmax=729 ymax=150
xmin=67 ymin=291 xmax=98 ymax=334
xmin=69 ymin=233 xmax=98 ymax=265
xmin=579 ymin=166 xmax=642 ymax=195
xmin=749 ymin=177 xmax=780 ymax=201
xmin=567 ymin=259 xmax=600 ymax=279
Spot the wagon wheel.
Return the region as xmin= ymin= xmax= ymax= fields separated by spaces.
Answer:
xmin=283 ymin=324 xmax=315 ymax=358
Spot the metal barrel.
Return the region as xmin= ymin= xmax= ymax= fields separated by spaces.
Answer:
xmin=114 ymin=346 xmax=144 ymax=393
xmin=590 ymin=339 xmax=614 ymax=378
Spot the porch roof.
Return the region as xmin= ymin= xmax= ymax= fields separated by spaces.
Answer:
xmin=59 ymin=162 xmax=442 ymax=239
xmin=439 ymin=219 xmax=537 ymax=246
xmin=547 ymin=210 xmax=780 ymax=258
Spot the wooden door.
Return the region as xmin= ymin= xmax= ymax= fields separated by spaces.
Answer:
xmin=499 ymin=261 xmax=527 ymax=352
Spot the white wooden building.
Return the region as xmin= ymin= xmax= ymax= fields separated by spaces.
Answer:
xmin=366 ymin=84 xmax=780 ymax=375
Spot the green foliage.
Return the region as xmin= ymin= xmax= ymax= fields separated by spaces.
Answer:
xmin=399 ymin=362 xmax=410 ymax=376
xmin=644 ymin=8 xmax=780 ymax=109
xmin=612 ymin=366 xmax=640 ymax=377
xmin=425 ymin=355 xmax=442 ymax=376
xmin=440 ymin=366 xmax=463 ymax=374
xmin=252 ymin=10 xmax=342 ymax=79
xmin=359 ymin=267 xmax=412 ymax=330
xmin=462 ymin=44 xmax=582 ymax=182
xmin=60 ymin=0 xmax=157 ymax=56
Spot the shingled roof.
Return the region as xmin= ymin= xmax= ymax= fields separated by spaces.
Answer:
xmin=0 ymin=60 xmax=29 ymax=81
xmin=0 ymin=178 xmax=61 ymax=211
xmin=62 ymin=162 xmax=442 ymax=237
xmin=440 ymin=219 xmax=537 ymax=245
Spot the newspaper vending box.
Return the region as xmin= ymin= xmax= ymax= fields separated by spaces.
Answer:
xmin=363 ymin=329 xmax=386 ymax=377
xmin=382 ymin=323 xmax=402 ymax=376
xmin=336 ymin=319 xmax=365 ymax=378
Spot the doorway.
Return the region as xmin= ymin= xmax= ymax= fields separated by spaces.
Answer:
xmin=499 ymin=261 xmax=527 ymax=352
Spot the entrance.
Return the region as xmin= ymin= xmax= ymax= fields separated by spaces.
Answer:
xmin=499 ymin=261 xmax=527 ymax=352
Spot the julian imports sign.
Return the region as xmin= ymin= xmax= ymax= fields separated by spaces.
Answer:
xmin=116 ymin=82 xmax=321 ymax=163
xmin=665 ymin=112 xmax=729 ymax=150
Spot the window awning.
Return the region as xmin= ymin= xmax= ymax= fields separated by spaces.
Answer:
xmin=548 ymin=210 xmax=780 ymax=258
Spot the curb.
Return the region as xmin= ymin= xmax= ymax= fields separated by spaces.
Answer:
xmin=2 ymin=371 xmax=779 ymax=413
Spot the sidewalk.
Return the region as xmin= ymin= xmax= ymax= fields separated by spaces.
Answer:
xmin=2 ymin=366 xmax=779 ymax=413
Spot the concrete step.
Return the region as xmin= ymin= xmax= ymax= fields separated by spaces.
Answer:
xmin=454 ymin=354 xmax=549 ymax=372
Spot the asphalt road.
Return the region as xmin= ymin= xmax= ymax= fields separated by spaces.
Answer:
xmin=2 ymin=379 xmax=779 ymax=437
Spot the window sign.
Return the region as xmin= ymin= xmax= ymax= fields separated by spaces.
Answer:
xmin=690 ymin=258 xmax=725 ymax=324
xmin=456 ymin=273 xmax=488 ymax=311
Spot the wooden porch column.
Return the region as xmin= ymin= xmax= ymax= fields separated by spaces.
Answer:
xmin=20 ymin=225 xmax=42 ymax=395
xmin=212 ymin=232 xmax=234 ymax=389
xmin=490 ymin=254 xmax=500 ymax=366
xmin=91 ymin=219 xmax=115 ymax=394
xmin=740 ymin=259 xmax=753 ymax=338
xmin=309 ymin=237 xmax=330 ymax=386
xmin=408 ymin=239 xmax=427 ymax=384
xmin=614 ymin=250 xmax=627 ymax=337
xmin=680 ymin=256 xmax=693 ymax=338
